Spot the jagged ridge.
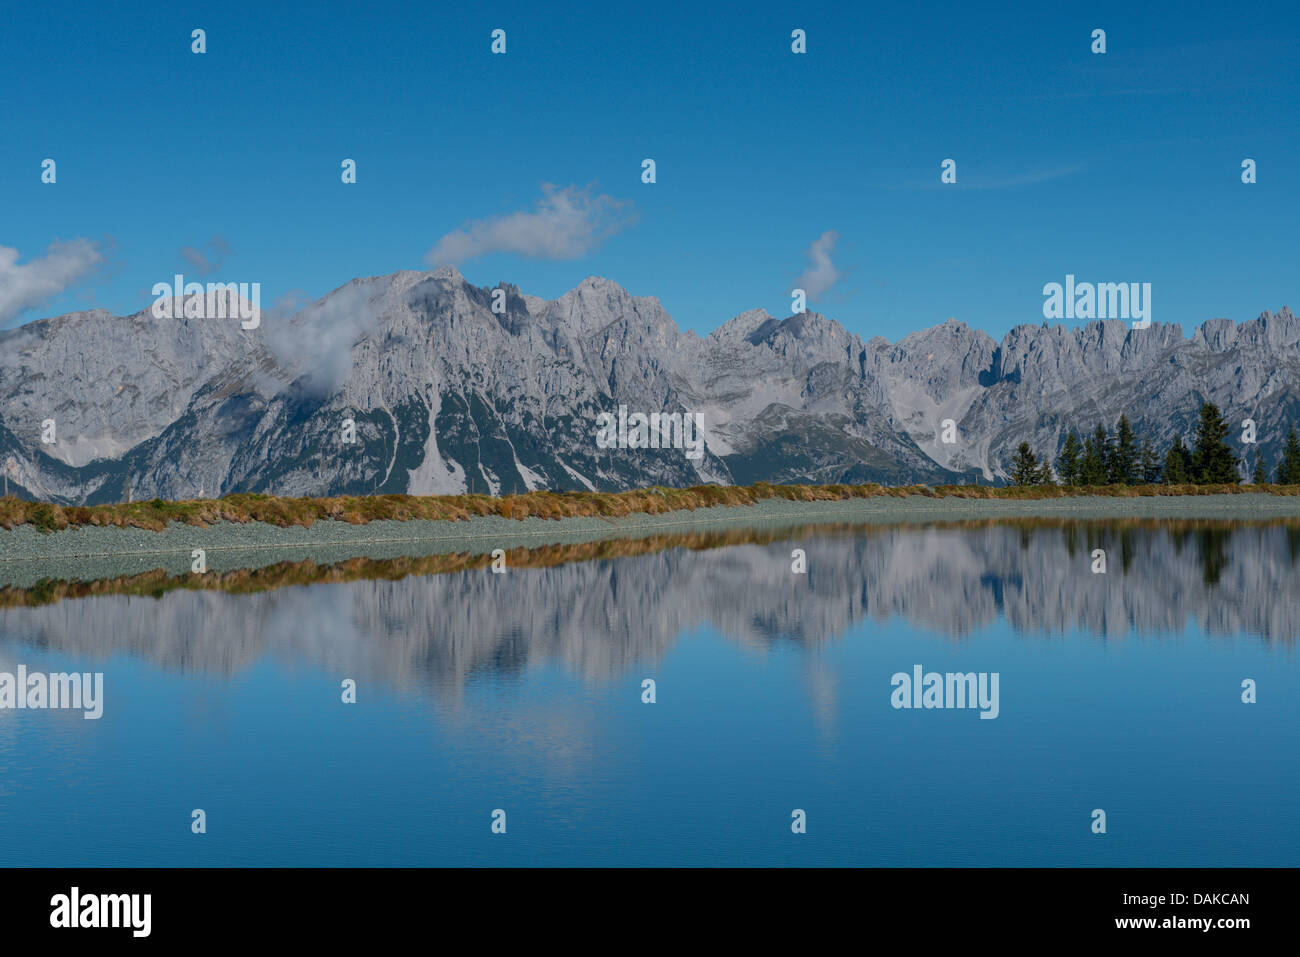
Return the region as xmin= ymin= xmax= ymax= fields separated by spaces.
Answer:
xmin=0 ymin=269 xmax=1295 ymax=503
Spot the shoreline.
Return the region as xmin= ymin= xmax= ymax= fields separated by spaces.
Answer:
xmin=2 ymin=492 xmax=1300 ymax=589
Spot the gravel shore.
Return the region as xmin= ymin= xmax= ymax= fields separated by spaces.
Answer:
xmin=2 ymin=493 xmax=1299 ymax=588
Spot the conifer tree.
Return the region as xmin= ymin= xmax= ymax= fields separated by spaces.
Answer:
xmin=1081 ymin=430 xmax=1108 ymax=485
xmin=1111 ymin=415 xmax=1138 ymax=484
xmin=1277 ymin=425 xmax=1300 ymax=484
xmin=1093 ymin=423 xmax=1114 ymax=484
xmin=1056 ymin=431 xmax=1081 ymax=486
xmin=1164 ymin=435 xmax=1191 ymax=484
xmin=1035 ymin=456 xmax=1056 ymax=486
xmin=1010 ymin=442 xmax=1041 ymax=486
xmin=1139 ymin=437 xmax=1161 ymax=484
xmin=1190 ymin=402 xmax=1239 ymax=484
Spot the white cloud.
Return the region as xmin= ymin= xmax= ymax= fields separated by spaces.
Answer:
xmin=427 ymin=183 xmax=636 ymax=266
xmin=261 ymin=284 xmax=380 ymax=397
xmin=794 ymin=230 xmax=841 ymax=299
xmin=0 ymin=239 xmax=105 ymax=325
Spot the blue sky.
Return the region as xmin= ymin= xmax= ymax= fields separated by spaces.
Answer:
xmin=2 ymin=0 xmax=1296 ymax=341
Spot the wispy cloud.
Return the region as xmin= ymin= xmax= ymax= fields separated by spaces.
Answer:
xmin=179 ymin=236 xmax=233 ymax=277
xmin=895 ymin=163 xmax=1086 ymax=191
xmin=0 ymin=239 xmax=105 ymax=325
xmin=1018 ymin=37 xmax=1279 ymax=103
xmin=794 ymin=231 xmax=842 ymax=299
xmin=966 ymin=164 xmax=1087 ymax=190
xmin=261 ymin=285 xmax=381 ymax=397
xmin=427 ymin=183 xmax=636 ymax=266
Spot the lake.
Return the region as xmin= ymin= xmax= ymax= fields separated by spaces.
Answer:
xmin=1 ymin=519 xmax=1296 ymax=866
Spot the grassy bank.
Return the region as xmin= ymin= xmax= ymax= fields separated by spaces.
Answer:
xmin=3 ymin=481 xmax=1300 ymax=533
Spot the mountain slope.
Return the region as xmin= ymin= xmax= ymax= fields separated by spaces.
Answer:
xmin=0 ymin=269 xmax=1295 ymax=503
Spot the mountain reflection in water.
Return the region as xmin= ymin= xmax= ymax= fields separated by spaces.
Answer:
xmin=1 ymin=520 xmax=1295 ymax=698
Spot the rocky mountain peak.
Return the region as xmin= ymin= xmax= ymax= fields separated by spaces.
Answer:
xmin=429 ymin=264 xmax=465 ymax=283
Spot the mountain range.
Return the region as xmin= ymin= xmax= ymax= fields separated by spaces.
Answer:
xmin=1 ymin=266 xmax=1297 ymax=503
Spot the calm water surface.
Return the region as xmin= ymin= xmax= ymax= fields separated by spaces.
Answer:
xmin=1 ymin=520 xmax=1296 ymax=866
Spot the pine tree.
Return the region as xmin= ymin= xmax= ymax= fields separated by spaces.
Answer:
xmin=1164 ymin=435 xmax=1191 ymax=484
xmin=1191 ymin=402 xmax=1239 ymax=484
xmin=1057 ymin=431 xmax=1082 ymax=486
xmin=1139 ymin=437 xmax=1161 ymax=484
xmin=1111 ymin=415 xmax=1138 ymax=484
xmin=1010 ymin=441 xmax=1041 ymax=486
xmin=1253 ymin=457 xmax=1268 ymax=485
xmin=1277 ymin=425 xmax=1300 ymax=485
xmin=1093 ymin=423 xmax=1114 ymax=485
xmin=1081 ymin=430 xmax=1108 ymax=485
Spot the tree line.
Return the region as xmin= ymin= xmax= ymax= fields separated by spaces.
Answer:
xmin=1009 ymin=402 xmax=1300 ymax=486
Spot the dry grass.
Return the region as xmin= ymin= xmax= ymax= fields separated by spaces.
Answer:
xmin=1 ymin=481 xmax=1297 ymax=533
